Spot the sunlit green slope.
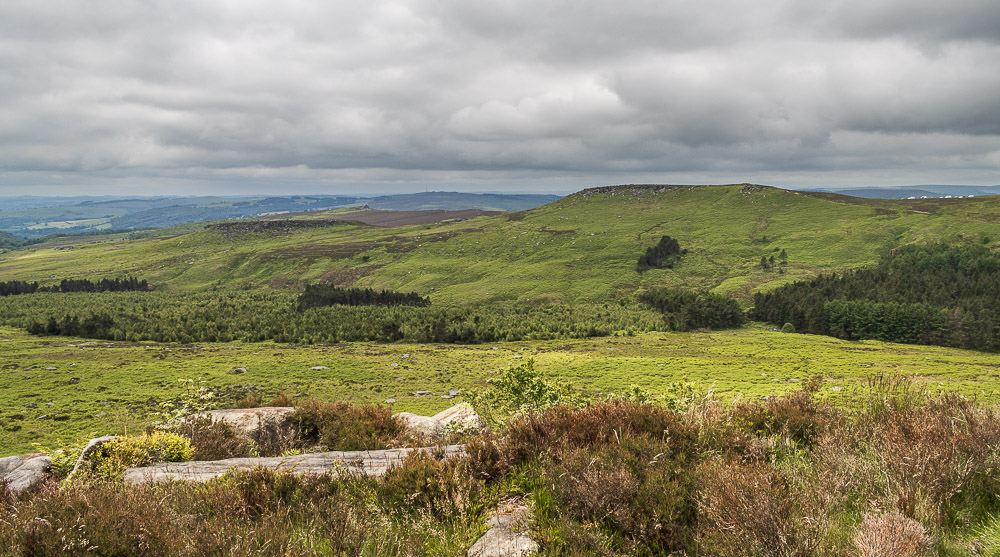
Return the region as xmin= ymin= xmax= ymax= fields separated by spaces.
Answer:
xmin=0 ymin=184 xmax=997 ymax=304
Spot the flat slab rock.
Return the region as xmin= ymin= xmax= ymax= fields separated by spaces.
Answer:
xmin=202 ymin=407 xmax=296 ymax=437
xmin=124 ymin=444 xmax=466 ymax=484
xmin=468 ymin=504 xmax=539 ymax=557
xmin=200 ymin=402 xmax=479 ymax=440
xmin=0 ymin=453 xmax=51 ymax=494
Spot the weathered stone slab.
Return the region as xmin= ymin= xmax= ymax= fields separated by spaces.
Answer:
xmin=396 ymin=402 xmax=481 ymax=438
xmin=201 ymin=407 xmax=296 ymax=438
xmin=468 ymin=503 xmax=538 ymax=557
xmin=124 ymin=444 xmax=466 ymax=484
xmin=0 ymin=454 xmax=42 ymax=476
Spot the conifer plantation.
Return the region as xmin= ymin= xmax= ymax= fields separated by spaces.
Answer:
xmin=751 ymin=242 xmax=1000 ymax=350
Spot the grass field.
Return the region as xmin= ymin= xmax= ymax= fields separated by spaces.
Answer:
xmin=4 ymin=324 xmax=1000 ymax=456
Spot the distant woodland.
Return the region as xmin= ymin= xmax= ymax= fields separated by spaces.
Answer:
xmin=0 ymin=277 xmax=148 ymax=297
xmin=639 ymin=288 xmax=745 ymax=330
xmin=751 ymin=242 xmax=1000 ymax=350
xmin=296 ymin=284 xmax=430 ymax=311
xmin=1 ymin=283 xmax=749 ymax=344
xmin=3 ymin=239 xmax=999 ymax=352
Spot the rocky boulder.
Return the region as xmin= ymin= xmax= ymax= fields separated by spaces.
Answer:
xmin=394 ymin=412 xmax=442 ymax=436
xmin=201 ymin=407 xmax=296 ymax=441
xmin=394 ymin=402 xmax=480 ymax=438
xmin=67 ymin=436 xmax=117 ymax=480
xmin=1 ymin=453 xmax=51 ymax=494
xmin=433 ymin=402 xmax=480 ymax=430
xmin=191 ymin=402 xmax=478 ymax=444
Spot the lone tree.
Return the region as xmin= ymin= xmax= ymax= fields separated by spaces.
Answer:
xmin=638 ymin=235 xmax=685 ymax=271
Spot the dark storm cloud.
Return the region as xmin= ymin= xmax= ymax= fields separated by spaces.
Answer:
xmin=0 ymin=0 xmax=997 ymax=194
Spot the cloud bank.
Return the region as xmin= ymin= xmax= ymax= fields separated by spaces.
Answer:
xmin=1 ymin=0 xmax=998 ymax=194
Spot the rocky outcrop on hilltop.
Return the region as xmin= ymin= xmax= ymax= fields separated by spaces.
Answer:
xmin=575 ymin=184 xmax=684 ymax=197
xmin=574 ymin=183 xmax=768 ymax=198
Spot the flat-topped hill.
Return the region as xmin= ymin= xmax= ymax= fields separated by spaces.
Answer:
xmin=1 ymin=184 xmax=997 ymax=304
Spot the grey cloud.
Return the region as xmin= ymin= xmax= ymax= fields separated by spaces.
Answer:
xmin=0 ymin=0 xmax=998 ymax=194
xmin=809 ymin=0 xmax=1000 ymax=44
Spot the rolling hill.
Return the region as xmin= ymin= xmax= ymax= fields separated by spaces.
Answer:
xmin=0 ymin=192 xmax=561 ymax=237
xmin=808 ymin=184 xmax=1000 ymax=199
xmin=0 ymin=184 xmax=997 ymax=305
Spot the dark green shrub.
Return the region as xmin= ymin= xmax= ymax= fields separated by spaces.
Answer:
xmin=471 ymin=359 xmax=580 ymax=429
xmin=638 ymin=288 xmax=745 ymax=330
xmin=781 ymin=322 xmax=796 ymax=333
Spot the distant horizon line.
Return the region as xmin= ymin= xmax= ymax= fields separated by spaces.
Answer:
xmin=2 ymin=183 xmax=999 ymax=199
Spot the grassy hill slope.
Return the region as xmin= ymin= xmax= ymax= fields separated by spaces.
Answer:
xmin=0 ymin=184 xmax=997 ymax=305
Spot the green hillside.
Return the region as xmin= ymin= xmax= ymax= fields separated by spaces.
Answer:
xmin=0 ymin=184 xmax=997 ymax=305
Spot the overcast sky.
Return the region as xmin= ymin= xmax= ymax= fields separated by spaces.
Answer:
xmin=1 ymin=0 xmax=998 ymax=196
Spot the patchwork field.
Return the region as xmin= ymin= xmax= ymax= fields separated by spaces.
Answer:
xmin=4 ymin=324 xmax=1000 ymax=456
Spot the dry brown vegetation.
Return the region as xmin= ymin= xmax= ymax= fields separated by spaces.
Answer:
xmin=3 ymin=377 xmax=1000 ymax=556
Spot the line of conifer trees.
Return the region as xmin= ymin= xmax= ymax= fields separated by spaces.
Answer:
xmin=296 ymin=284 xmax=430 ymax=311
xmin=639 ymin=288 xmax=746 ymax=330
xmin=0 ymin=291 xmax=669 ymax=344
xmin=0 ymin=277 xmax=148 ymax=297
xmin=750 ymin=242 xmax=1000 ymax=350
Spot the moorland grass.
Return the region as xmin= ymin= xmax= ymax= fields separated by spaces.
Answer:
xmin=5 ymin=325 xmax=1000 ymax=456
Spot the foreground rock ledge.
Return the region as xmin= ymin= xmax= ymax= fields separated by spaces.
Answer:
xmin=124 ymin=445 xmax=466 ymax=484
xmin=468 ymin=503 xmax=539 ymax=557
xmin=0 ymin=454 xmax=51 ymax=494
